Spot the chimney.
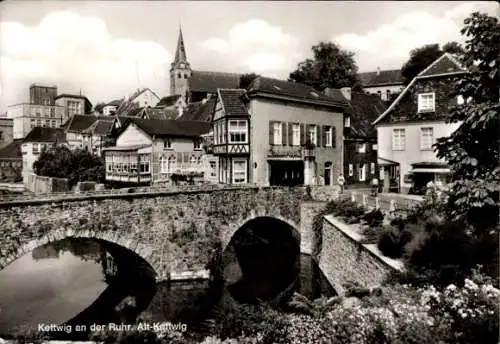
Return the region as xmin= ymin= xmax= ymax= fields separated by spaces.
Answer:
xmin=340 ymin=87 xmax=351 ymax=101
xmin=377 ymin=67 xmax=381 ymax=76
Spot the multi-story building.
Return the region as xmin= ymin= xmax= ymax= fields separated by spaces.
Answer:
xmin=0 ymin=139 xmax=23 ymax=182
xmin=7 ymin=103 xmax=65 ymax=139
xmin=29 ymin=84 xmax=57 ymax=105
xmin=333 ymin=88 xmax=387 ymax=188
xmin=0 ymin=118 xmax=14 ymax=147
xmin=372 ymin=53 xmax=466 ymax=194
xmin=359 ymin=68 xmax=404 ymax=102
xmin=55 ymin=94 xmax=93 ymax=119
xmin=212 ymin=77 xmax=348 ymax=186
xmin=21 ymin=127 xmax=68 ymax=181
xmin=102 ymin=118 xmax=211 ymax=185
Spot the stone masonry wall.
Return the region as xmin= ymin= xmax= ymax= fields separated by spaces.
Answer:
xmin=0 ymin=186 xmax=306 ymax=281
xmin=318 ymin=215 xmax=403 ymax=296
xmin=300 ymin=201 xmax=327 ymax=254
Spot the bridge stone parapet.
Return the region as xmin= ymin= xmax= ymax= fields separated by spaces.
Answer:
xmin=0 ymin=185 xmax=323 ymax=282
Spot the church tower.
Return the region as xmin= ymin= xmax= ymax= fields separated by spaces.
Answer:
xmin=170 ymin=26 xmax=191 ymax=98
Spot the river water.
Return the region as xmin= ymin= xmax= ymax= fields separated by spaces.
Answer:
xmin=0 ymin=236 xmax=335 ymax=339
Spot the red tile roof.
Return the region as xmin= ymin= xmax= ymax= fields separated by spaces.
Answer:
xmin=218 ymin=89 xmax=249 ymax=117
xmin=189 ymin=70 xmax=241 ymax=93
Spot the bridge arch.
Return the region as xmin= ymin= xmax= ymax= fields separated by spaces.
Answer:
xmin=222 ymin=209 xmax=301 ymax=252
xmin=0 ymin=228 xmax=158 ymax=279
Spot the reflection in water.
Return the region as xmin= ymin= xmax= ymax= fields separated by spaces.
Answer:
xmin=0 ymin=220 xmax=336 ymax=340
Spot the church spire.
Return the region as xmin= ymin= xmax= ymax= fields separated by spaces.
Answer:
xmin=174 ymin=26 xmax=187 ymax=64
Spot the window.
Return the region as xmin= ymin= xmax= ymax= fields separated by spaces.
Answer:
xmin=325 ymin=127 xmax=332 ymax=147
xmin=420 ymin=127 xmax=434 ymax=150
xmin=348 ymin=164 xmax=353 ymax=176
xmin=273 ymin=122 xmax=282 ymax=145
xmin=139 ymin=155 xmax=150 ymax=173
xmin=190 ymin=155 xmax=197 ymax=165
xmin=43 ymin=120 xmax=49 ymax=127
xmin=292 ymin=124 xmax=300 ymax=146
xmin=418 ymin=93 xmax=435 ymax=113
xmin=358 ymin=143 xmax=366 ymax=153
xmin=386 ymin=90 xmax=391 ymax=100
xmin=344 ymin=116 xmax=350 ymax=128
xmin=68 ymin=101 xmax=82 ymax=115
xmin=168 ymin=155 xmax=176 ymax=173
xmin=308 ymin=125 xmax=317 ymax=145
xmin=194 ymin=138 xmax=201 ymax=149
xmin=377 ymin=91 xmax=382 ymax=98
xmin=370 ymin=162 xmax=375 ymax=174
xmin=358 ymin=163 xmax=366 ymax=181
xmin=178 ymin=73 xmax=181 ymax=78
xmin=30 ymin=119 xmax=36 ymax=128
xmin=184 ymin=74 xmax=188 ymax=79
xmin=51 ymin=120 xmax=57 ymax=127
xmin=232 ymin=159 xmax=247 ymax=184
xmin=373 ymin=144 xmax=378 ymax=150
xmin=36 ymin=111 xmax=41 ymax=117
xmin=209 ymin=161 xmax=216 ymax=177
xmin=43 ymin=99 xmax=50 ymax=105
xmin=160 ymin=157 xmax=168 ymax=173
xmin=392 ymin=129 xmax=405 ymax=151
xmin=50 ymin=108 xmax=55 ymax=117
xmin=229 ymin=120 xmax=247 ymax=143
xmin=36 ymin=119 xmax=42 ymax=126
xmin=32 ymin=143 xmax=40 ymax=154
xmin=164 ymin=138 xmax=172 ymax=149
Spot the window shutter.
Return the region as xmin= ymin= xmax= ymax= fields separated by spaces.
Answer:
xmin=288 ymin=123 xmax=293 ymax=146
xmin=282 ymin=122 xmax=287 ymax=146
xmin=269 ymin=121 xmax=274 ymax=145
xmin=300 ymin=124 xmax=306 ymax=145
xmin=332 ymin=126 xmax=336 ymax=148
xmin=322 ymin=126 xmax=327 ymax=147
xmin=316 ymin=125 xmax=321 ymax=147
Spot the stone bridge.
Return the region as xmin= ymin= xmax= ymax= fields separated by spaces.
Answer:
xmin=0 ymin=185 xmax=337 ymax=282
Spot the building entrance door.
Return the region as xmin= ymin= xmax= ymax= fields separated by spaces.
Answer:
xmin=269 ymin=161 xmax=304 ymax=186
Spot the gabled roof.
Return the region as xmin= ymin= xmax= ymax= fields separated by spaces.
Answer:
xmin=247 ymin=76 xmax=348 ymax=108
xmin=189 ymin=70 xmax=241 ymax=93
xmin=217 ymin=89 xmax=249 ymax=117
xmin=0 ymin=139 xmax=22 ymax=160
xmin=23 ymin=127 xmax=67 ymax=143
xmin=178 ymin=98 xmax=217 ymax=122
xmin=417 ymin=53 xmax=466 ymax=78
xmin=157 ymin=95 xmax=182 ymax=107
xmin=82 ymin=120 xmax=114 ymax=136
xmin=63 ymin=115 xmax=115 ymax=133
xmin=359 ymin=69 xmax=404 ymax=87
xmin=372 ymin=53 xmax=468 ymax=126
xmin=127 ymin=88 xmax=160 ymax=102
xmin=346 ymin=92 xmax=387 ymax=138
xmin=125 ymin=118 xmax=211 ymax=138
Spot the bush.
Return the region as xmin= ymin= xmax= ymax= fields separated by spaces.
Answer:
xmin=378 ymin=227 xmax=405 ymax=258
xmin=363 ymin=208 xmax=384 ymax=227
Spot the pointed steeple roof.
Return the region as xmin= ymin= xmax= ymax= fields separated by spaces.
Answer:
xmin=174 ymin=26 xmax=188 ymax=64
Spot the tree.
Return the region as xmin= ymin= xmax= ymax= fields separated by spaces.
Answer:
xmin=434 ymin=12 xmax=500 ymax=232
xmin=401 ymin=41 xmax=464 ymax=84
xmin=33 ymin=145 xmax=106 ymax=187
xmin=94 ymin=102 xmax=106 ymax=114
xmin=239 ymin=73 xmax=259 ymax=89
xmin=288 ymin=42 xmax=361 ymax=91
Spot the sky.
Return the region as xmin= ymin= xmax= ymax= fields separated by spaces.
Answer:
xmin=0 ymin=1 xmax=498 ymax=112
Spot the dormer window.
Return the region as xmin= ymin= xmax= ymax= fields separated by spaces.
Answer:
xmin=180 ymin=63 xmax=185 ymax=68
xmin=418 ymin=93 xmax=435 ymax=113
xmin=164 ymin=138 xmax=172 ymax=149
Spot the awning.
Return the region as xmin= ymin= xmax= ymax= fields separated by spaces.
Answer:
xmin=378 ymin=157 xmax=399 ymax=166
xmin=411 ymin=168 xmax=451 ymax=174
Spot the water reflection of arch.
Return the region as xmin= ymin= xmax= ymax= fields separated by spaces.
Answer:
xmin=1 ymin=230 xmax=158 ymax=280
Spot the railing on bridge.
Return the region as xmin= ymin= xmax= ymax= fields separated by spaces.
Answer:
xmin=339 ymin=191 xmax=423 ymax=213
